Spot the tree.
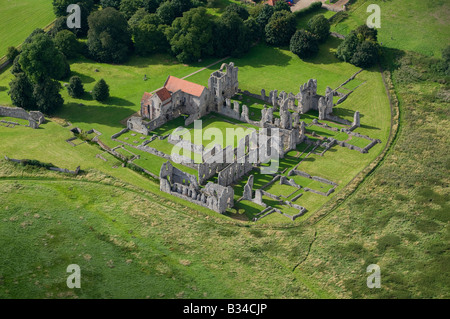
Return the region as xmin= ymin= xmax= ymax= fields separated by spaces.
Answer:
xmin=336 ymin=26 xmax=381 ymax=68
xmin=290 ymin=29 xmax=319 ymax=59
xmin=143 ymin=0 xmax=164 ymax=14
xmin=133 ymin=14 xmax=169 ymax=55
xmin=19 ymin=33 xmax=71 ymax=82
xmin=54 ymin=30 xmax=81 ymax=59
xmin=8 ymin=73 xmax=35 ymax=110
xmin=244 ymin=17 xmax=261 ymax=43
xmin=48 ymin=16 xmax=71 ymax=37
xmin=265 ymin=10 xmax=296 ymax=46
xmin=350 ymin=40 xmax=379 ymax=68
xmin=33 ymin=78 xmax=65 ymax=114
xmin=273 ymin=1 xmax=290 ymax=13
xmin=213 ymin=12 xmax=250 ymax=57
xmin=101 ymin=0 xmax=122 ymax=9
xmin=10 ymin=55 xmax=23 ymax=75
xmin=336 ymin=31 xmax=359 ymax=62
xmin=307 ymin=14 xmax=330 ymax=43
xmin=355 ymin=24 xmax=378 ymax=42
xmin=129 ymin=7 xmax=150 ymax=31
xmin=24 ymin=28 xmax=45 ymax=44
xmin=87 ymin=7 xmax=133 ymax=63
xmin=52 ymin=0 xmax=94 ymax=36
xmin=256 ymin=4 xmax=274 ymax=28
xmin=224 ymin=3 xmax=249 ymax=21
xmin=92 ymin=79 xmax=110 ymax=101
xmin=53 ymin=0 xmax=76 ymax=17
xmin=166 ymin=7 xmax=213 ymax=63
xmin=156 ymin=0 xmax=193 ymax=25
xmin=67 ymin=76 xmax=85 ymax=98
xmin=120 ymin=0 xmax=142 ymax=19
xmin=6 ymin=47 xmax=20 ymax=62
xmin=156 ymin=1 xmax=177 ymax=25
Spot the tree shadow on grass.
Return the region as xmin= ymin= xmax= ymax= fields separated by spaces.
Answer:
xmin=108 ymin=96 xmax=135 ymax=107
xmin=303 ymin=37 xmax=345 ymax=65
xmin=0 ymin=86 xmax=7 ymax=92
xmin=56 ymin=102 xmax=135 ymax=128
xmin=219 ymin=44 xmax=293 ymax=69
xmin=360 ymin=123 xmax=381 ymax=130
xmin=70 ymin=71 xmax=96 ymax=84
xmin=333 ymin=107 xmax=361 ymax=118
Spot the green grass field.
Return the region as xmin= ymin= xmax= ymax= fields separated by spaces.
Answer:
xmin=2 ymin=1 xmax=448 ymax=299
xmin=331 ymin=0 xmax=450 ymax=57
xmin=0 ymin=37 xmax=391 ymax=221
xmin=0 ymin=0 xmax=55 ymax=58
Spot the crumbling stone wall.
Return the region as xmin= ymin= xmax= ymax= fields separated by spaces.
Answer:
xmin=0 ymin=105 xmax=45 ymax=129
xmin=159 ymin=161 xmax=234 ymax=213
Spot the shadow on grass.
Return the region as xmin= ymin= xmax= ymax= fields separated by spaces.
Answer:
xmin=333 ymin=107 xmax=361 ymax=118
xmin=70 ymin=71 xmax=96 ymax=84
xmin=0 ymin=86 xmax=7 ymax=92
xmin=108 ymin=96 xmax=135 ymax=107
xmin=56 ymin=102 xmax=135 ymax=128
xmin=223 ymin=44 xmax=293 ymax=68
xmin=302 ymin=37 xmax=345 ymax=65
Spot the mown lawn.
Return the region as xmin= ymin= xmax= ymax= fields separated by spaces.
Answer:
xmin=0 ymin=0 xmax=55 ymax=58
xmin=331 ymin=0 xmax=450 ymax=57
xmin=0 ymin=37 xmax=390 ymax=222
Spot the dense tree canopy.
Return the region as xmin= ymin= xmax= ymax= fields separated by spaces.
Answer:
xmin=224 ymin=3 xmax=249 ymax=21
xmin=355 ymin=24 xmax=378 ymax=42
xmin=33 ymin=78 xmax=65 ymax=113
xmin=87 ymin=7 xmax=133 ymax=63
xmin=120 ymin=0 xmax=143 ymax=19
xmin=165 ymin=7 xmax=213 ymax=63
xmin=290 ymin=29 xmax=319 ymax=59
xmin=19 ymin=33 xmax=70 ymax=82
xmin=265 ymin=10 xmax=296 ymax=46
xmin=48 ymin=16 xmax=71 ymax=37
xmin=8 ymin=73 xmax=35 ymax=110
xmin=101 ymin=0 xmax=122 ymax=9
xmin=273 ymin=1 xmax=290 ymax=13
xmin=256 ymin=4 xmax=274 ymax=28
xmin=6 ymin=47 xmax=20 ymax=62
xmin=156 ymin=1 xmax=178 ymax=25
xmin=336 ymin=26 xmax=380 ymax=68
xmin=213 ymin=11 xmax=250 ymax=57
xmin=307 ymin=14 xmax=330 ymax=43
xmin=54 ymin=30 xmax=81 ymax=59
xmin=350 ymin=40 xmax=380 ymax=68
xmin=52 ymin=0 xmax=95 ymax=36
xmin=336 ymin=31 xmax=359 ymax=62
xmin=132 ymin=13 xmax=169 ymax=55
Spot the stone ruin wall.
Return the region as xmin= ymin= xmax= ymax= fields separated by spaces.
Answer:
xmin=159 ymin=161 xmax=234 ymax=213
xmin=0 ymin=105 xmax=45 ymax=129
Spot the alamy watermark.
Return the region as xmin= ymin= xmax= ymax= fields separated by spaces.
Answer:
xmin=366 ymin=264 xmax=381 ymax=288
xmin=66 ymin=4 xmax=81 ymax=29
xmin=366 ymin=4 xmax=381 ymax=29
xmin=66 ymin=264 xmax=81 ymax=289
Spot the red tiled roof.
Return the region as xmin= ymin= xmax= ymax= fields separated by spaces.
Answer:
xmin=155 ymin=87 xmax=171 ymax=102
xmin=164 ymin=76 xmax=206 ymax=97
xmin=141 ymin=92 xmax=152 ymax=104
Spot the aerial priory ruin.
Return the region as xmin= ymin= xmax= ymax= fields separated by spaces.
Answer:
xmin=124 ymin=62 xmax=377 ymax=217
